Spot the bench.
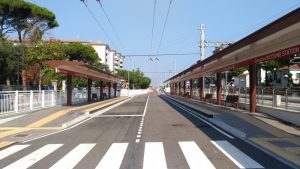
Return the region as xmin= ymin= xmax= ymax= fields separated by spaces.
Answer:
xmin=183 ymin=92 xmax=190 ymax=98
xmin=101 ymin=93 xmax=107 ymax=99
xmin=92 ymin=93 xmax=98 ymax=101
xmin=204 ymin=93 xmax=213 ymax=103
xmin=222 ymin=95 xmax=239 ymax=109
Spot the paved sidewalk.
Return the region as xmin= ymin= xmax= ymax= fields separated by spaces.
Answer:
xmin=166 ymin=94 xmax=300 ymax=168
xmin=0 ymin=96 xmax=129 ymax=149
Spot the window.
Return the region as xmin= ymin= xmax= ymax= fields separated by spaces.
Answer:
xmin=296 ymin=73 xmax=300 ymax=78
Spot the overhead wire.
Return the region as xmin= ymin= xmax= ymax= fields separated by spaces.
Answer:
xmin=156 ymin=0 xmax=174 ymax=54
xmin=124 ymin=52 xmax=199 ymax=57
xmin=96 ymin=0 xmax=127 ymax=54
xmin=80 ymin=0 xmax=118 ymax=50
xmin=150 ymin=0 xmax=157 ymax=54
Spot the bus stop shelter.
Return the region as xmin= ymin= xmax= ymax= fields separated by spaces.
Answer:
xmin=166 ymin=8 xmax=300 ymax=112
xmin=46 ymin=60 xmax=122 ymax=106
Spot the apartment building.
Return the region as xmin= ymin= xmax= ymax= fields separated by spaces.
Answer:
xmin=89 ymin=42 xmax=124 ymax=74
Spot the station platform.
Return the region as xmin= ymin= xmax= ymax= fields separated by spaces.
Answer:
xmin=0 ymin=96 xmax=129 ymax=149
xmin=164 ymin=94 xmax=300 ymax=168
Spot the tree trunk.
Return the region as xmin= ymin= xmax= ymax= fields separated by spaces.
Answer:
xmin=22 ymin=70 xmax=27 ymax=91
xmin=6 ymin=78 xmax=11 ymax=90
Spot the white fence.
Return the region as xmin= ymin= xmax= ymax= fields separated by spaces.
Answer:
xmin=120 ymin=89 xmax=149 ymax=97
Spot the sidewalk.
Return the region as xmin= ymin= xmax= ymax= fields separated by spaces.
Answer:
xmin=166 ymin=94 xmax=300 ymax=169
xmin=0 ymin=96 xmax=129 ymax=149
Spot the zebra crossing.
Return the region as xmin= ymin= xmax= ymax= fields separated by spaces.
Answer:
xmin=0 ymin=140 xmax=264 ymax=169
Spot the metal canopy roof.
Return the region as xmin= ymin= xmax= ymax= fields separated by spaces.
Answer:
xmin=166 ymin=7 xmax=300 ymax=83
xmin=46 ymin=60 xmax=122 ymax=83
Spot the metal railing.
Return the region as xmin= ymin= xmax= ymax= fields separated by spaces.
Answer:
xmin=0 ymin=89 xmax=91 ymax=115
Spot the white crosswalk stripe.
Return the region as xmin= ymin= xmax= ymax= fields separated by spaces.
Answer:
xmin=211 ymin=141 xmax=264 ymax=169
xmin=96 ymin=143 xmax=128 ymax=169
xmin=3 ymin=144 xmax=63 ymax=169
xmin=50 ymin=143 xmax=96 ymax=169
xmin=179 ymin=141 xmax=216 ymax=169
xmin=0 ymin=145 xmax=30 ymax=160
xmin=143 ymin=142 xmax=168 ymax=169
xmin=0 ymin=141 xmax=264 ymax=169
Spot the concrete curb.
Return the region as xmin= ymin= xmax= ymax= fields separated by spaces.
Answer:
xmin=62 ymin=112 xmax=90 ymax=128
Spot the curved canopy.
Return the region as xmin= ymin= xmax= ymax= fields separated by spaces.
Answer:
xmin=45 ymin=60 xmax=122 ymax=83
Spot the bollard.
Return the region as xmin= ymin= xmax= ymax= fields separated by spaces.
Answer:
xmin=285 ymin=89 xmax=288 ymax=110
xmin=272 ymin=89 xmax=275 ymax=107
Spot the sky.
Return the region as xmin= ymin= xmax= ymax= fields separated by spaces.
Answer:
xmin=27 ymin=0 xmax=300 ymax=86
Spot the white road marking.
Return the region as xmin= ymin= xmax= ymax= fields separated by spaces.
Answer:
xmin=142 ymin=94 xmax=150 ymax=116
xmin=211 ymin=141 xmax=264 ymax=169
xmin=22 ymin=98 xmax=132 ymax=143
xmin=143 ymin=142 xmax=168 ymax=169
xmin=136 ymin=139 xmax=140 ymax=143
xmin=99 ymin=114 xmax=143 ymax=117
xmin=0 ymin=145 xmax=30 ymax=160
xmin=179 ymin=141 xmax=216 ymax=169
xmin=96 ymin=143 xmax=128 ymax=169
xmin=137 ymin=135 xmax=141 ymax=138
xmin=168 ymin=98 xmax=234 ymax=139
xmin=138 ymin=128 xmax=142 ymax=132
xmin=50 ymin=144 xmax=95 ymax=169
xmin=4 ymin=144 xmax=63 ymax=169
xmin=138 ymin=131 xmax=142 ymax=134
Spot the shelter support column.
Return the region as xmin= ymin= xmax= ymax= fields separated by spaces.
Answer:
xmin=108 ymin=82 xmax=111 ymax=98
xmin=100 ymin=82 xmax=104 ymax=100
xmin=199 ymin=77 xmax=204 ymax=101
xmin=114 ymin=83 xmax=117 ymax=97
xmin=249 ymin=64 xmax=257 ymax=112
xmin=217 ymin=73 xmax=222 ymax=105
xmin=67 ymin=74 xmax=72 ymax=106
xmin=183 ymin=81 xmax=186 ymax=96
xmin=87 ymin=78 xmax=92 ymax=103
xmin=178 ymin=82 xmax=181 ymax=95
xmin=190 ymin=79 xmax=193 ymax=98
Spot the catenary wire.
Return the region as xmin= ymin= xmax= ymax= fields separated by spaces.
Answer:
xmin=81 ymin=0 xmax=118 ymax=51
xmin=96 ymin=0 xmax=127 ymax=54
xmin=156 ymin=0 xmax=174 ymax=54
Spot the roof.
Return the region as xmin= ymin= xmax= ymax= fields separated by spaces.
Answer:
xmin=45 ymin=60 xmax=122 ymax=83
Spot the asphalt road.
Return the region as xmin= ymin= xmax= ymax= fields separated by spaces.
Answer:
xmin=0 ymin=93 xmax=294 ymax=169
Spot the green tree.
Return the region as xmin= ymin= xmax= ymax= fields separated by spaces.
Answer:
xmin=117 ymin=69 xmax=151 ymax=89
xmin=65 ymin=43 xmax=100 ymax=66
xmin=25 ymin=41 xmax=67 ymax=90
xmin=0 ymin=41 xmax=22 ymax=87
xmin=0 ymin=0 xmax=58 ymax=42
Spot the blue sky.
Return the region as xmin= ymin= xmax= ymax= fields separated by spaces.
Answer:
xmin=27 ymin=0 xmax=300 ymax=86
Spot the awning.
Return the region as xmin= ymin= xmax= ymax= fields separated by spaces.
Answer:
xmin=45 ymin=60 xmax=122 ymax=83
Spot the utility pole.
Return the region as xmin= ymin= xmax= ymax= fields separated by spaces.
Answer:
xmin=199 ymin=24 xmax=205 ymax=61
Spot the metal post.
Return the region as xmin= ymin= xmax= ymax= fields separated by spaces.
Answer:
xmin=30 ymin=90 xmax=33 ymax=110
xmin=200 ymin=77 xmax=204 ymax=101
xmin=285 ymin=88 xmax=288 ymax=110
xmin=42 ymin=90 xmax=45 ymax=108
xmin=15 ymin=91 xmax=19 ymax=113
